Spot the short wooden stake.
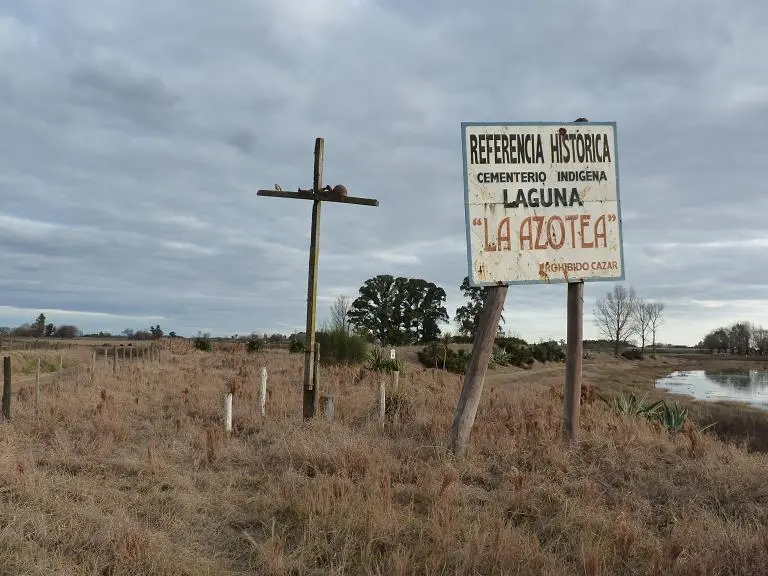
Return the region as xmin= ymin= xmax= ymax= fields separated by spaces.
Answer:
xmin=321 ymin=394 xmax=334 ymax=421
xmin=449 ymin=285 xmax=508 ymax=456
xmin=393 ymin=370 xmax=400 ymax=392
xmin=378 ymin=380 xmax=386 ymax=425
xmin=113 ymin=346 xmax=117 ymax=375
xmin=260 ymin=367 xmax=267 ymax=418
xmin=564 ymin=280 xmax=584 ymax=443
xmin=224 ymin=392 xmax=233 ymax=433
xmin=59 ymin=354 xmax=63 ymax=369
xmin=35 ymin=357 xmax=40 ymax=416
xmin=2 ymin=356 xmax=11 ymax=420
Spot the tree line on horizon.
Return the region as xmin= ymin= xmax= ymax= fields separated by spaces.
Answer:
xmin=0 ymin=313 xmax=170 ymax=341
xmin=0 ymin=313 xmax=80 ymax=339
xmin=698 ymin=322 xmax=768 ymax=354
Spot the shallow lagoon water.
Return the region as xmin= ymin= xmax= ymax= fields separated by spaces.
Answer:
xmin=655 ymin=370 xmax=768 ymax=409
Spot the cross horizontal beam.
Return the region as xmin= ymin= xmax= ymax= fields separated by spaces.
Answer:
xmin=257 ymin=189 xmax=379 ymax=207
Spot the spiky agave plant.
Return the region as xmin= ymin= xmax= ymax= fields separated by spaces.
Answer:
xmin=603 ymin=392 xmax=663 ymax=417
xmin=654 ymin=401 xmax=689 ymax=432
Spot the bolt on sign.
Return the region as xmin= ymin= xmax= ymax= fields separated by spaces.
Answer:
xmin=461 ymin=122 xmax=624 ymax=285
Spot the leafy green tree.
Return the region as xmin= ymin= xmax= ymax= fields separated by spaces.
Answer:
xmin=454 ymin=276 xmax=505 ymax=339
xmin=44 ymin=323 xmax=55 ymax=337
xmin=33 ymin=313 xmax=46 ymax=337
xmin=348 ymin=275 xmax=448 ymax=345
xmin=700 ymin=328 xmax=729 ymax=351
xmin=150 ymin=325 xmax=164 ymax=339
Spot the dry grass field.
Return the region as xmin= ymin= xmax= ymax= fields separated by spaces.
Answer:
xmin=2 ymin=346 xmax=768 ymax=574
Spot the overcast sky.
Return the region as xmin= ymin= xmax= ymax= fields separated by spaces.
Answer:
xmin=1 ymin=1 xmax=767 ymax=345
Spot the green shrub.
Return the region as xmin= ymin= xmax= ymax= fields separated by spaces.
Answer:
xmin=622 ymin=348 xmax=644 ymax=360
xmin=417 ymin=343 xmax=470 ymax=374
xmin=194 ymin=337 xmax=212 ymax=352
xmin=316 ymin=329 xmax=368 ymax=366
xmin=289 ymin=340 xmax=305 ymax=354
xmin=532 ymin=340 xmax=565 ymax=363
xmin=246 ymin=334 xmax=264 ymax=354
xmin=496 ymin=337 xmax=534 ymax=368
xmin=490 ymin=346 xmax=510 ymax=367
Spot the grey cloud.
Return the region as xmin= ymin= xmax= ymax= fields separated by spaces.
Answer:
xmin=68 ymin=61 xmax=181 ymax=127
xmin=1 ymin=0 xmax=767 ymax=343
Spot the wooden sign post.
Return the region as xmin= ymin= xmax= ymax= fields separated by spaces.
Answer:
xmin=257 ymin=138 xmax=379 ymax=419
xmin=450 ymin=118 xmax=624 ymax=455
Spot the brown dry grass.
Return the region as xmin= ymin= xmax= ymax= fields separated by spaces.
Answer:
xmin=1 ymin=349 xmax=768 ymax=574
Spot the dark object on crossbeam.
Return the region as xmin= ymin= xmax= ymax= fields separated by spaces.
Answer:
xmin=257 ymin=184 xmax=377 ymax=206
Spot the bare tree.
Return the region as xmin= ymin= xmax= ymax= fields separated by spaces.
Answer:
xmin=631 ymin=299 xmax=652 ymax=356
xmin=753 ymin=325 xmax=768 ymax=355
xmin=647 ymin=301 xmax=665 ymax=357
xmin=593 ymin=285 xmax=638 ymax=357
xmin=330 ymin=295 xmax=352 ymax=334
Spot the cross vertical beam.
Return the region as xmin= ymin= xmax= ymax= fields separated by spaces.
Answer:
xmin=303 ymin=138 xmax=323 ymax=418
xmin=257 ymin=137 xmax=379 ymax=419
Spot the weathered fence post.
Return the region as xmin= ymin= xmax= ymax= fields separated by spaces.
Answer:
xmin=260 ymin=367 xmax=267 ymax=418
xmin=113 ymin=346 xmax=117 ymax=375
xmin=35 ymin=357 xmax=41 ymax=416
xmin=59 ymin=354 xmax=63 ymax=369
xmin=224 ymin=392 xmax=233 ymax=434
xmin=393 ymin=370 xmax=400 ymax=392
xmin=2 ymin=356 xmax=11 ymax=420
xmin=378 ymin=380 xmax=386 ymax=425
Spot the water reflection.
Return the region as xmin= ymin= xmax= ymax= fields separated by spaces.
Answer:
xmin=703 ymin=370 xmax=768 ymax=392
xmin=655 ymin=370 xmax=768 ymax=409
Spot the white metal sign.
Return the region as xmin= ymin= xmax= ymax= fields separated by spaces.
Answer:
xmin=390 ymin=348 xmax=396 ymax=360
xmin=461 ymin=121 xmax=624 ymax=286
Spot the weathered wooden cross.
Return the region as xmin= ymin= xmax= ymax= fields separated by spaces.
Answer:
xmin=257 ymin=138 xmax=379 ymax=419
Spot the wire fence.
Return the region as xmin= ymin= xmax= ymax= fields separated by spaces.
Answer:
xmin=2 ymin=348 xmax=161 ymax=419
xmin=13 ymin=364 xmax=90 ymax=398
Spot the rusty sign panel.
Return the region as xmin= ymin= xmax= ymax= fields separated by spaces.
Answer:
xmin=461 ymin=121 xmax=624 ymax=286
